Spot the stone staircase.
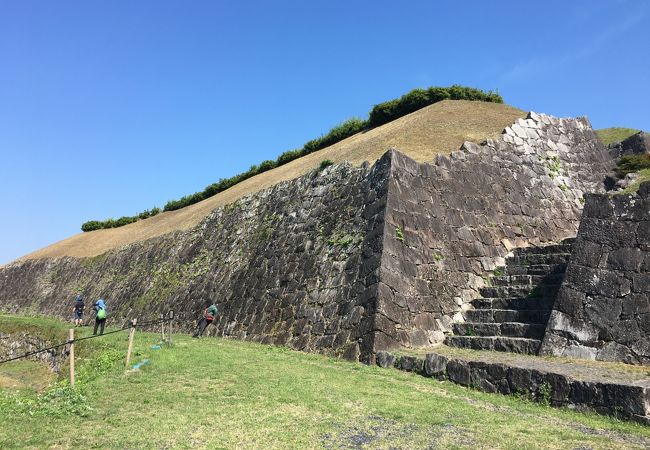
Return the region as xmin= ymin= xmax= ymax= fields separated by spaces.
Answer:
xmin=445 ymin=240 xmax=573 ymax=355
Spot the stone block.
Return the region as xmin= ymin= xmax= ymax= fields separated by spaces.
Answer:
xmin=375 ymin=351 xmax=396 ymax=368
xmin=397 ymin=355 xmax=424 ymax=373
xmin=424 ymin=353 xmax=448 ymax=378
xmin=447 ymin=359 xmax=471 ymax=386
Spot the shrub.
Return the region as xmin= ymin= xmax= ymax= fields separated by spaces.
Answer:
xmin=258 ymin=160 xmax=277 ymax=173
xmin=303 ymin=118 xmax=367 ymax=154
xmin=80 ymin=205 xmax=161 ymax=232
xmin=276 ymin=149 xmax=301 ymax=166
xmin=81 ymin=221 xmax=103 ymax=232
xmin=368 ymin=85 xmax=502 ymax=128
xmin=616 ymin=154 xmax=650 ymax=177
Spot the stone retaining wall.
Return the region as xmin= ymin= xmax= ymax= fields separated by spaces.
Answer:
xmin=375 ymin=350 xmax=650 ymax=424
xmin=375 ymin=113 xmax=613 ymax=354
xmin=540 ymin=183 xmax=650 ymax=365
xmin=0 ymin=159 xmax=390 ymax=362
xmin=0 ymin=332 xmax=68 ymax=372
xmin=0 ymin=112 xmax=616 ymax=362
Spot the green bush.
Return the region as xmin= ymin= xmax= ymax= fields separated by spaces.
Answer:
xmin=81 ymin=221 xmax=103 ymax=232
xmin=80 ymin=205 xmax=161 ymax=232
xmin=276 ymin=149 xmax=302 ymax=166
xmin=303 ymin=117 xmax=367 ymax=154
xmin=368 ymin=85 xmax=502 ymax=128
xmin=82 ymin=85 xmax=503 ymax=230
xmin=616 ymin=154 xmax=650 ymax=177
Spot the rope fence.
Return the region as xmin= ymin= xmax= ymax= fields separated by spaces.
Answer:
xmin=0 ymin=313 xmax=184 ymax=374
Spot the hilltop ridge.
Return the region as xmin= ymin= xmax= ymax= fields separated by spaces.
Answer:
xmin=20 ymin=99 xmax=525 ymax=261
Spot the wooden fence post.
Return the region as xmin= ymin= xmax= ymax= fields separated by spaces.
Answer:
xmin=160 ymin=313 xmax=165 ymax=342
xmin=125 ymin=319 xmax=137 ymax=370
xmin=168 ymin=311 xmax=173 ymax=347
xmin=68 ymin=329 xmax=75 ymax=388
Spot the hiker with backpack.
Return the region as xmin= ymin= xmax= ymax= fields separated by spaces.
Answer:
xmin=192 ymin=302 xmax=218 ymax=338
xmin=93 ymin=298 xmax=108 ymax=335
xmin=72 ymin=294 xmax=85 ymax=326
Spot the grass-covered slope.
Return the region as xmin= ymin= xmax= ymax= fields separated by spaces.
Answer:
xmin=82 ymin=85 xmax=503 ymax=231
xmin=1 ymin=315 xmax=649 ymax=449
xmin=21 ymin=100 xmax=525 ymax=260
xmin=596 ymin=127 xmax=641 ymax=145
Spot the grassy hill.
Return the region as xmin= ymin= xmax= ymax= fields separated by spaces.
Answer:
xmin=20 ymin=100 xmax=525 ymax=261
xmin=1 ymin=314 xmax=649 ymax=449
xmin=596 ymin=127 xmax=641 ymax=145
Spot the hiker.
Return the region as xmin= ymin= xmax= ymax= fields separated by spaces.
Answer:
xmin=193 ymin=302 xmax=218 ymax=338
xmin=93 ymin=298 xmax=108 ymax=335
xmin=72 ymin=294 xmax=85 ymax=326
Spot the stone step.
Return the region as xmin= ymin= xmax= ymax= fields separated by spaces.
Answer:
xmin=452 ymin=322 xmax=546 ymax=339
xmin=471 ymin=297 xmax=555 ymax=311
xmin=464 ymin=309 xmax=551 ymax=324
xmin=508 ymin=253 xmax=571 ymax=267
xmin=445 ymin=335 xmax=542 ymax=354
xmin=491 ymin=273 xmax=564 ymax=286
xmin=505 ymin=264 xmax=567 ymax=276
xmin=479 ymin=284 xmax=561 ymax=300
xmin=512 ymin=242 xmax=574 ymax=256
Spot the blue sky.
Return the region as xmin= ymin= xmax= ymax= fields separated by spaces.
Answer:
xmin=1 ymin=0 xmax=648 ymax=264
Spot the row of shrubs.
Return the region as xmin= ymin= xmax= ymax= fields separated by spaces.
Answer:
xmin=81 ymin=207 xmax=161 ymax=232
xmin=367 ymin=85 xmax=502 ymax=128
xmin=81 ymin=85 xmax=502 ymax=231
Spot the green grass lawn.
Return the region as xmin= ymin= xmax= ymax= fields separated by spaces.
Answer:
xmin=596 ymin=127 xmax=641 ymax=145
xmin=1 ymin=315 xmax=650 ymax=449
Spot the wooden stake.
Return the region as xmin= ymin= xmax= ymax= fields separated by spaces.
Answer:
xmin=160 ymin=313 xmax=165 ymax=342
xmin=125 ymin=319 xmax=137 ymax=370
xmin=68 ymin=329 xmax=75 ymax=388
xmin=168 ymin=311 xmax=173 ymax=347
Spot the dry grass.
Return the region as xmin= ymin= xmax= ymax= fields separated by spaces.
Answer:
xmin=21 ymin=100 xmax=525 ymax=260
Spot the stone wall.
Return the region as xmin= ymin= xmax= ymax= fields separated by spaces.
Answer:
xmin=374 ymin=113 xmax=614 ymax=353
xmin=540 ymin=183 xmax=650 ymax=365
xmin=0 ymin=159 xmax=390 ymax=362
xmin=0 ymin=332 xmax=69 ymax=373
xmin=375 ymin=350 xmax=650 ymax=424
xmin=0 ymin=111 xmax=616 ymax=362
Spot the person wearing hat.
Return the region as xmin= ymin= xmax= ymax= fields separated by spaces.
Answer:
xmin=72 ymin=294 xmax=85 ymax=326
xmin=93 ymin=298 xmax=108 ymax=335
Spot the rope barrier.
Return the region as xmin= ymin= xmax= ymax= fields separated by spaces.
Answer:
xmin=0 ymin=340 xmax=72 ymax=365
xmin=0 ymin=315 xmax=182 ymax=366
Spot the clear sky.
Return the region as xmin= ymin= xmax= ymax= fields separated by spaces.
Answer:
xmin=1 ymin=0 xmax=648 ymax=264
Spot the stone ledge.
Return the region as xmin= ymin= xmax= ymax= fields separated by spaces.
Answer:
xmin=375 ymin=347 xmax=650 ymax=425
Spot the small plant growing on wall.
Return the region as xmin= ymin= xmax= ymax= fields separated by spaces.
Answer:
xmin=544 ymin=155 xmax=561 ymax=179
xmin=319 ymin=160 xmax=334 ymax=171
xmin=538 ymin=382 xmax=552 ymax=406
xmin=395 ymin=226 xmax=405 ymax=242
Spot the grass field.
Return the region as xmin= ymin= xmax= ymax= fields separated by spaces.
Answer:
xmin=1 ymin=315 xmax=650 ymax=449
xmin=596 ymin=127 xmax=640 ymax=145
xmin=20 ymin=100 xmax=525 ymax=261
